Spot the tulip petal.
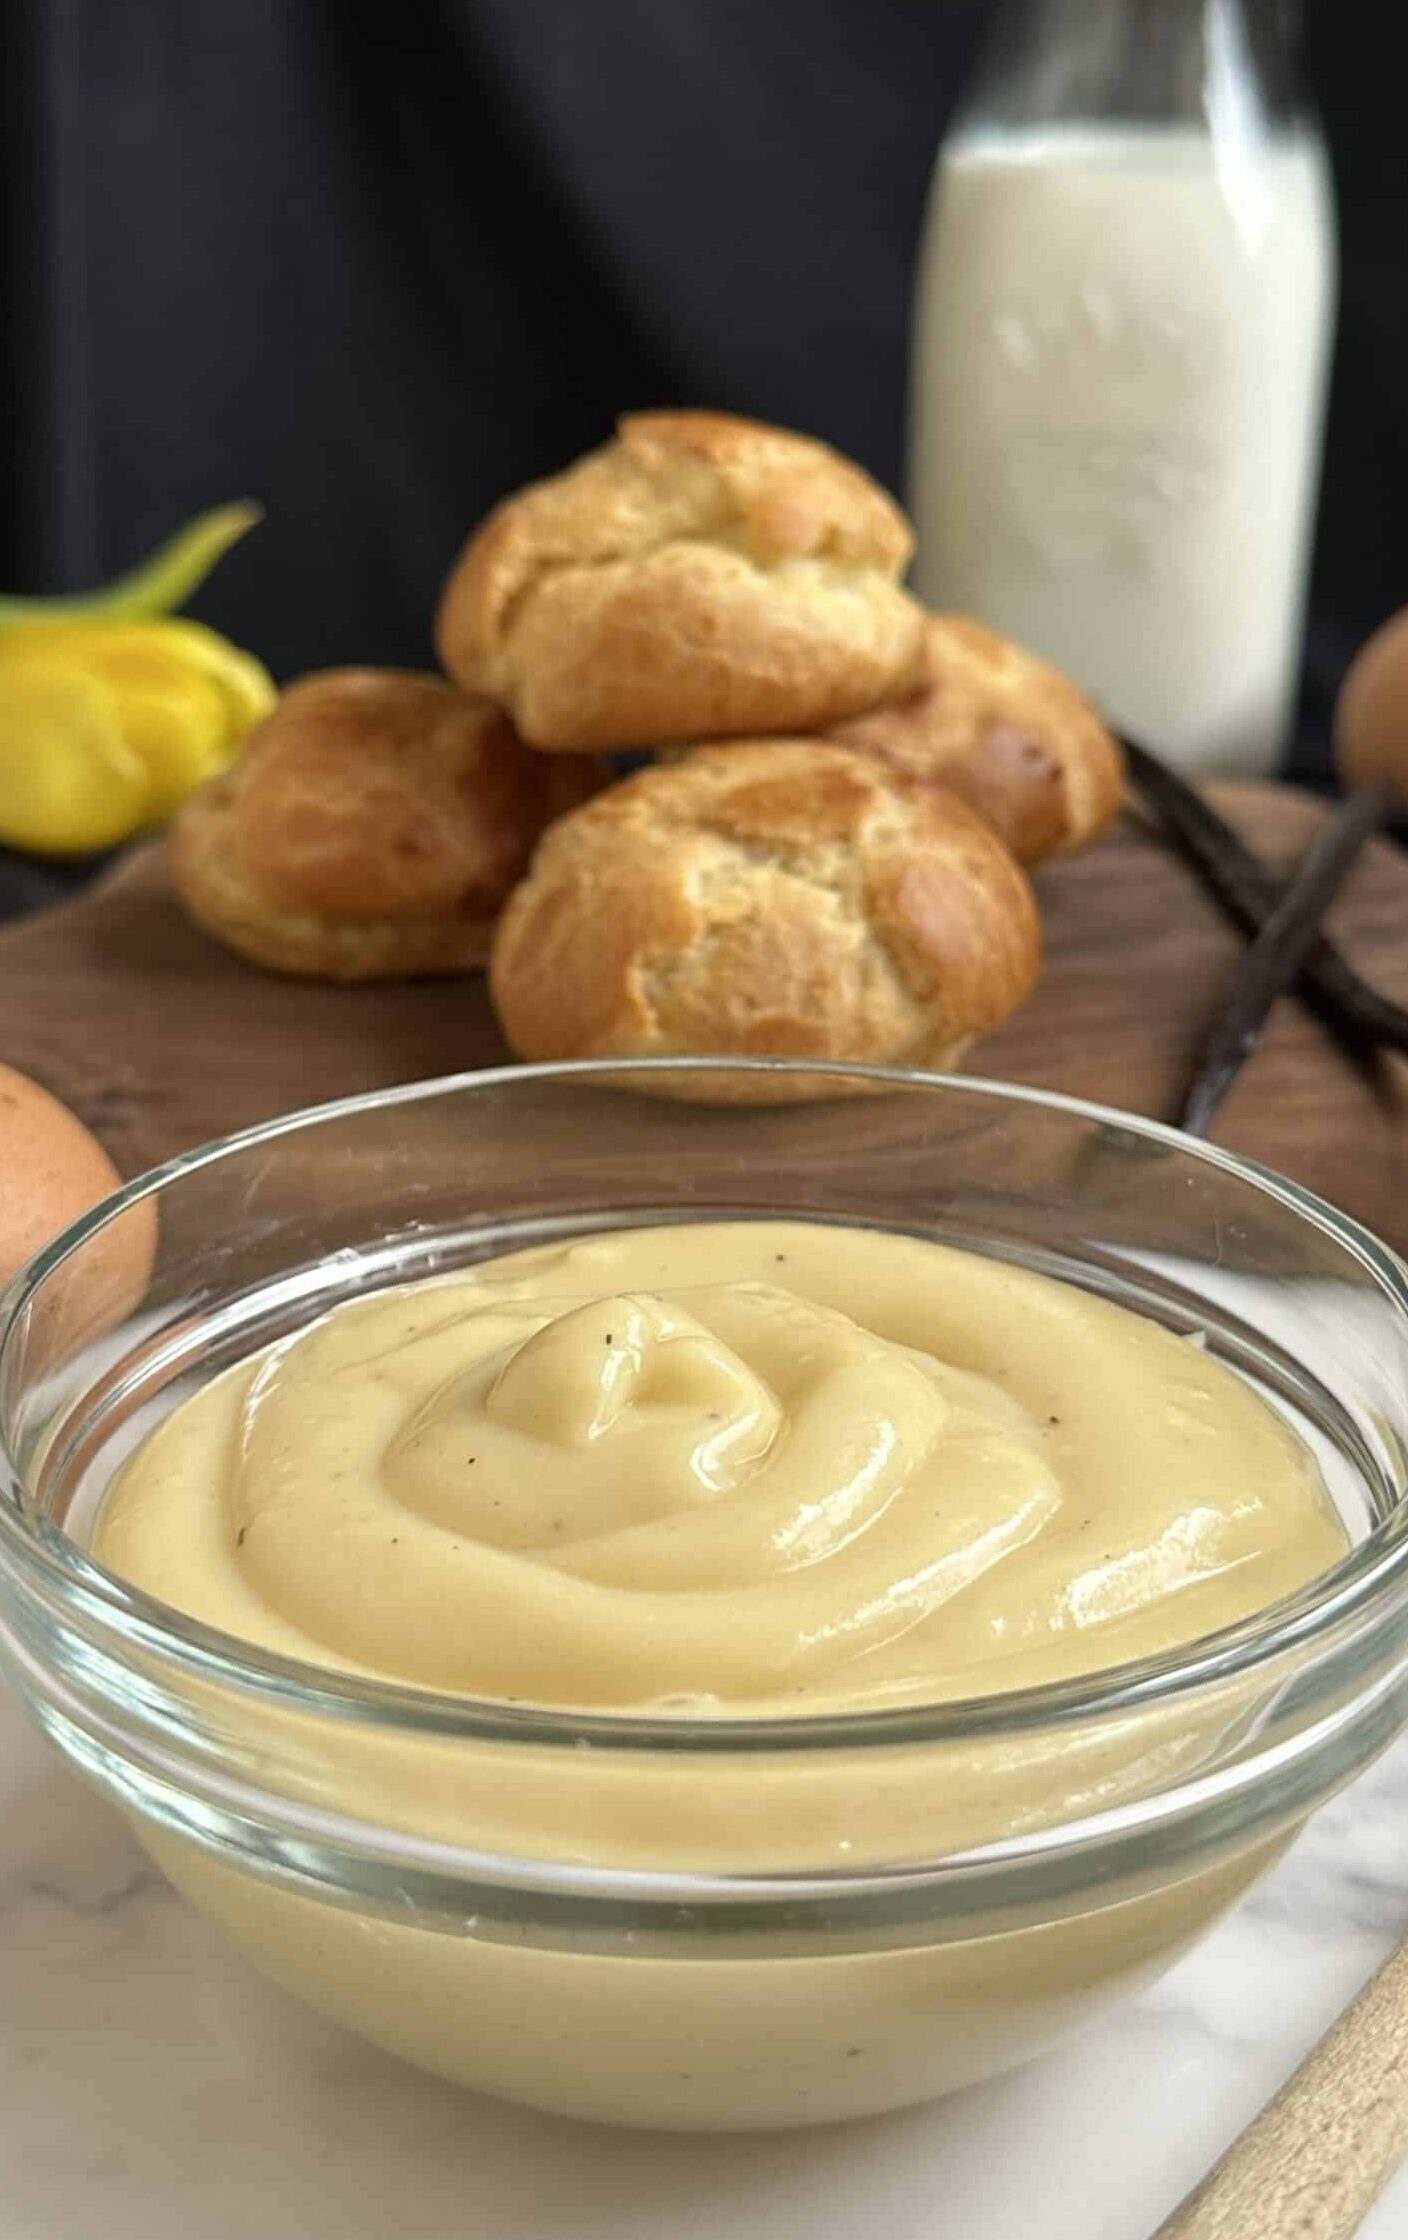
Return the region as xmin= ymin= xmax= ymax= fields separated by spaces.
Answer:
xmin=0 ymin=659 xmax=152 ymax=854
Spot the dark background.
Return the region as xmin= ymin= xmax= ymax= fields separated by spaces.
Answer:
xmin=0 ymin=0 xmax=1400 ymax=919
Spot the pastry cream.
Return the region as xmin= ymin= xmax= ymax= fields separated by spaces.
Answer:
xmin=91 ymin=1221 xmax=1349 ymax=2126
xmin=97 ymin=1220 xmax=1345 ymax=1712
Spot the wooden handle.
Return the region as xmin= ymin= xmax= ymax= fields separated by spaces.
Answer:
xmin=1153 ymin=1934 xmax=1408 ymax=2238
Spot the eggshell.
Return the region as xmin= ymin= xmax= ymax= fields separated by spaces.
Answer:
xmin=1334 ymin=605 xmax=1408 ymax=800
xmin=0 ymin=1061 xmax=126 ymax=1288
xmin=0 ymin=1060 xmax=161 ymax=1405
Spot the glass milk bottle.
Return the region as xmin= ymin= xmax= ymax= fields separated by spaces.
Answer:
xmin=907 ymin=0 xmax=1336 ymax=776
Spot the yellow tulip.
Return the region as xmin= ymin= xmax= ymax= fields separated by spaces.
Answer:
xmin=0 ymin=659 xmax=152 ymax=854
xmin=0 ymin=504 xmax=276 ymax=855
xmin=0 ymin=620 xmax=276 ymax=854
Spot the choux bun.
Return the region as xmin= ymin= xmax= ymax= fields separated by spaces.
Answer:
xmin=172 ymin=669 xmax=605 ymax=980
xmin=489 ymin=740 xmax=1039 ymax=1090
xmin=830 ymin=615 xmax=1124 ymax=864
xmin=436 ymin=412 xmax=927 ymax=752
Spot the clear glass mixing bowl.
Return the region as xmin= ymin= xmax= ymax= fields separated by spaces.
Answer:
xmin=3 ymin=1060 xmax=1408 ymax=2129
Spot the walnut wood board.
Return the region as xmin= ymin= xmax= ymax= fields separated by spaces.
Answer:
xmin=2 ymin=782 xmax=1407 ymax=1248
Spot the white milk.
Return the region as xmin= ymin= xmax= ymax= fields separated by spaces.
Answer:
xmin=908 ymin=127 xmax=1335 ymax=775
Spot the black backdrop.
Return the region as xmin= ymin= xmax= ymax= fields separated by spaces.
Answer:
xmin=0 ymin=0 xmax=1401 ymax=918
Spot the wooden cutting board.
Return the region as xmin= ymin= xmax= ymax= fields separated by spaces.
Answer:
xmin=2 ymin=783 xmax=1407 ymax=1247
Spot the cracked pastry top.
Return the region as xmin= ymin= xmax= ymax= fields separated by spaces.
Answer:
xmin=434 ymin=411 xmax=928 ymax=751
xmin=488 ymin=738 xmax=1040 ymax=1084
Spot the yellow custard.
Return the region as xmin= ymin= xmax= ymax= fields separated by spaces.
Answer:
xmin=89 ymin=1221 xmax=1349 ymax=2127
xmin=97 ymin=1220 xmax=1346 ymax=1713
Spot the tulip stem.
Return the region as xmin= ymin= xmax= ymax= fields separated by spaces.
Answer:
xmin=0 ymin=502 xmax=263 ymax=628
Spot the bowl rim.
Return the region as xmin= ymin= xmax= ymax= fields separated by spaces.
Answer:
xmin=4 ymin=1054 xmax=1408 ymax=1759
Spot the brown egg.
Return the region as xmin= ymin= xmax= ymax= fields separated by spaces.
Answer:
xmin=1334 ymin=605 xmax=1408 ymax=799
xmin=0 ymin=1061 xmax=126 ymax=1287
xmin=0 ymin=1063 xmax=158 ymax=1389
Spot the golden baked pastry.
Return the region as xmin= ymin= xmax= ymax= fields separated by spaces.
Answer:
xmin=489 ymin=740 xmax=1039 ymax=1091
xmin=831 ymin=614 xmax=1124 ymax=864
xmin=172 ymin=669 xmax=605 ymax=980
xmin=436 ymin=411 xmax=927 ymax=751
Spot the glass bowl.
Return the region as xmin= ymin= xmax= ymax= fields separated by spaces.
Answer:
xmin=3 ymin=1059 xmax=1408 ymax=2131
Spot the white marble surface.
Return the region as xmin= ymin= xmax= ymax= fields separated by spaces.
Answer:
xmin=3 ymin=1685 xmax=1406 ymax=2240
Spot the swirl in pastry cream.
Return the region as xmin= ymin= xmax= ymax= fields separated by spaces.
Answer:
xmin=96 ymin=1221 xmax=1346 ymax=1715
